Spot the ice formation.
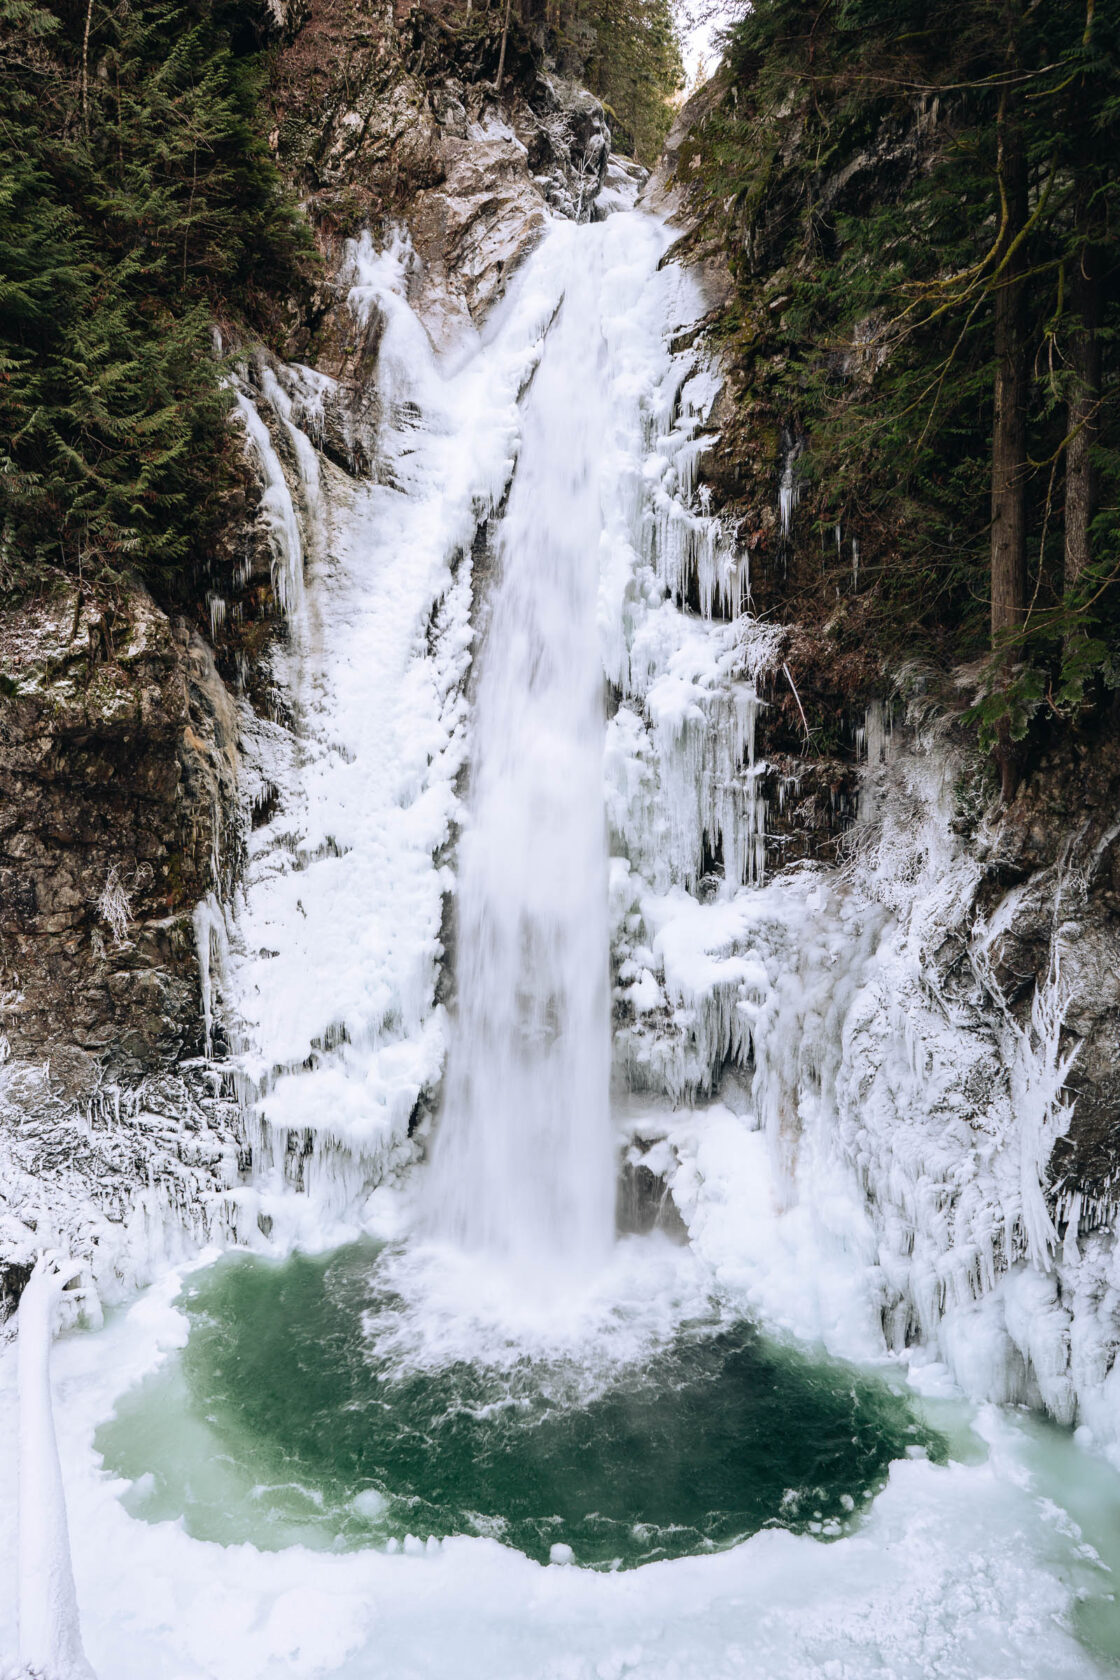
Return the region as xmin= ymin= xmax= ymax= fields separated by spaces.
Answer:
xmin=233 ymin=390 xmax=307 ymax=628
xmin=221 ymin=229 xmax=565 ymax=1236
xmin=204 ymin=201 xmax=1120 ymax=1452
xmin=214 ymin=211 xmax=800 ymax=1256
xmin=6 ymin=175 xmax=1120 ymax=1680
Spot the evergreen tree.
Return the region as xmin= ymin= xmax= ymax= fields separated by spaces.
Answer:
xmin=575 ymin=0 xmax=684 ymax=160
xmin=471 ymin=0 xmax=685 ymax=160
xmin=0 ymin=0 xmax=312 ymax=598
xmin=686 ymin=0 xmax=1120 ymax=776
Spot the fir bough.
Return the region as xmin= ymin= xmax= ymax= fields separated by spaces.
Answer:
xmin=0 ymin=0 xmax=313 ymax=600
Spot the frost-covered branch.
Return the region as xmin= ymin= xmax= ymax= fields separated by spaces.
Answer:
xmin=971 ymin=884 xmax=1080 ymax=1271
xmin=93 ymin=866 xmax=132 ymax=949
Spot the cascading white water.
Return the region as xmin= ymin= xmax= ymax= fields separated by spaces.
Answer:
xmin=426 ymin=242 xmax=616 ymax=1273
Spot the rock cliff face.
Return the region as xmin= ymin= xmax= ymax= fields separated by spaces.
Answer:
xmin=272 ymin=1 xmax=611 ymax=347
xmin=0 ymin=583 xmax=238 ymax=1075
xmin=0 ymin=582 xmax=244 ymax=1314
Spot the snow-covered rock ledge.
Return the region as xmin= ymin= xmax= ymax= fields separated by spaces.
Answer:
xmin=0 ymin=1062 xmax=245 ymax=1333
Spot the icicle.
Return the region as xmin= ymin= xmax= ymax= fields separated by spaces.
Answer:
xmin=234 ymin=391 xmax=307 ymax=631
xmin=1006 ymin=953 xmax=1079 ymax=1272
xmin=778 ymin=439 xmax=800 ymax=539
xmin=864 ymin=701 xmax=889 ymax=766
xmin=260 ymin=366 xmax=323 ymax=554
xmin=193 ymin=893 xmax=230 ymax=1059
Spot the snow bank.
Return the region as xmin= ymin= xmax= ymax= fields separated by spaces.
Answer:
xmin=17 ymin=1256 xmax=96 ymax=1680
xmin=0 ymin=1249 xmax=1113 ymax=1680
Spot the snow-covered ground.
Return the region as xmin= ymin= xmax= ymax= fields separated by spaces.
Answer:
xmin=1 ymin=1135 xmax=1118 ymax=1679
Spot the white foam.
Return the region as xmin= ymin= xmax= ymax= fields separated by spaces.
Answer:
xmin=360 ymin=1231 xmax=714 ymax=1383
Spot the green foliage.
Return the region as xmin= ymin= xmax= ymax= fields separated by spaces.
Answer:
xmin=964 ymin=661 xmax=1047 ymax=755
xmin=554 ymin=0 xmax=684 ymax=162
xmin=687 ymin=0 xmax=1120 ymax=745
xmin=0 ymin=0 xmax=312 ymax=596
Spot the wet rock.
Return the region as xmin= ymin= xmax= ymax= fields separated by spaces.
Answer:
xmin=0 ymin=579 xmax=239 ymax=1079
xmin=617 ymin=1155 xmax=688 ymax=1243
xmin=644 ymin=66 xmax=729 ymax=226
xmin=274 ymin=5 xmax=616 ymax=352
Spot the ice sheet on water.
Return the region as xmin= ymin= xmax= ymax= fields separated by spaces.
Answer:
xmin=1 ymin=1249 xmax=1115 ymax=1680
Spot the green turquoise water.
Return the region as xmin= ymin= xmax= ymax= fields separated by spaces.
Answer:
xmin=96 ymin=1242 xmax=946 ymax=1568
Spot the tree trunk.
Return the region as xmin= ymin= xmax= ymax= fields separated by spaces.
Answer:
xmin=989 ymin=87 xmax=1030 ymax=800
xmin=80 ymin=0 xmax=94 ymax=133
xmin=990 ymin=104 xmax=1029 ymax=642
xmin=495 ymin=0 xmax=513 ymax=89
xmin=1064 ymin=191 xmax=1100 ymax=593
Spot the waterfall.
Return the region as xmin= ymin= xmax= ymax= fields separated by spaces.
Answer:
xmin=9 ymin=194 xmax=1120 ymax=1680
xmin=219 ymin=208 xmax=746 ymax=1253
xmin=426 ymin=244 xmax=616 ymax=1273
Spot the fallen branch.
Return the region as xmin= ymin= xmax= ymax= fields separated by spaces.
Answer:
xmin=782 ymin=661 xmax=814 ymax=749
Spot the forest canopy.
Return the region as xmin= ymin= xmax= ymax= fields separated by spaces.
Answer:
xmin=0 ymin=0 xmax=684 ymax=602
xmin=0 ymin=0 xmax=310 ymax=599
xmin=686 ymin=0 xmax=1120 ymax=781
xmin=559 ymin=0 xmax=685 ymax=160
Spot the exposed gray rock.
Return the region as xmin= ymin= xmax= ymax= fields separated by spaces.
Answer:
xmin=0 ymin=582 xmax=238 ymax=1078
xmin=643 ymin=68 xmax=727 ymax=225
xmin=410 ymin=109 xmax=552 ymax=342
xmin=409 ymin=76 xmax=612 ymax=344
xmin=317 ymin=68 xmax=445 ymax=201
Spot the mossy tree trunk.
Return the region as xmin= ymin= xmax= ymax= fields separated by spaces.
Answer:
xmin=1064 ymin=186 xmax=1101 ymax=592
xmin=989 ymin=75 xmax=1030 ymax=799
